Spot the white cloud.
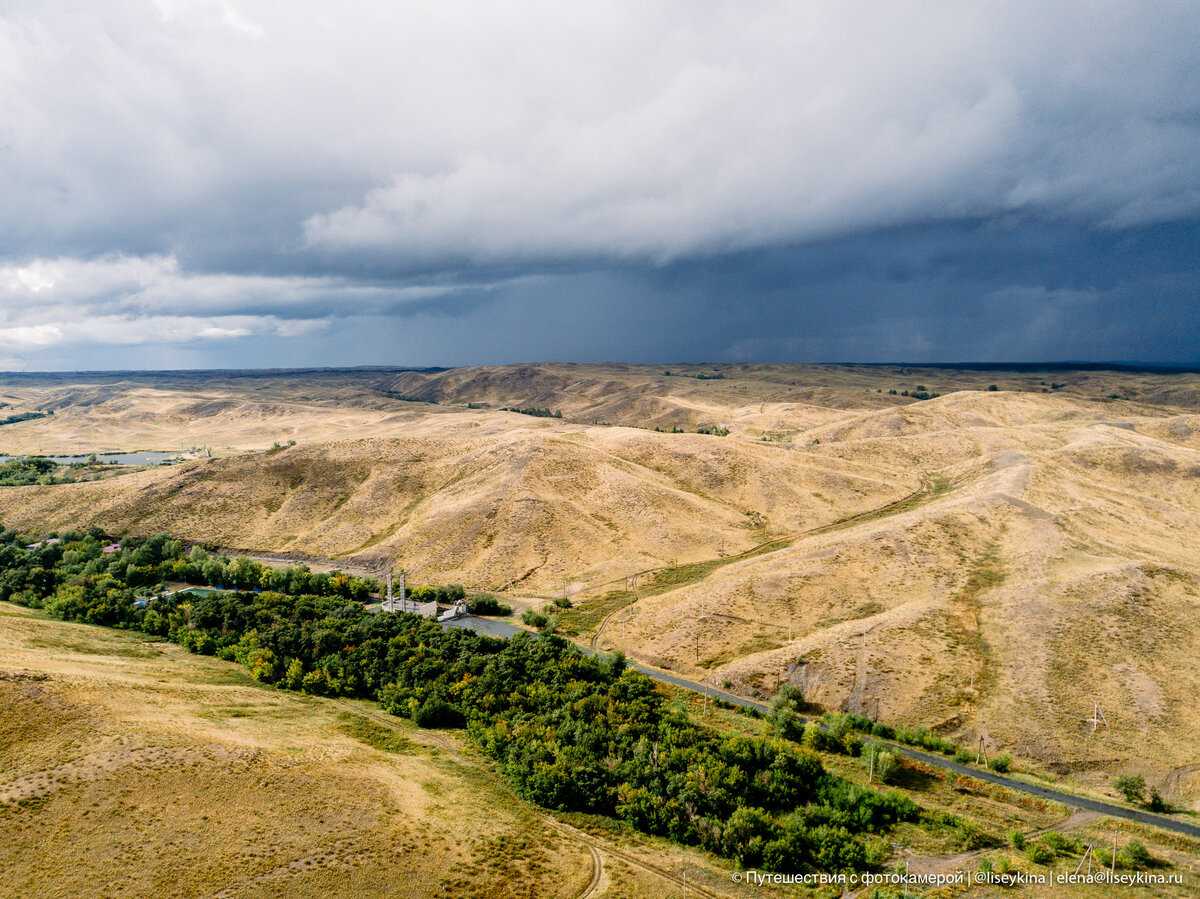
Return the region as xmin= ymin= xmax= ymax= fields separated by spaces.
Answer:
xmin=0 ymin=1 xmax=1197 ymax=369
xmin=1 ymin=1 xmax=1196 ymax=271
xmin=0 ymin=313 xmax=327 ymax=350
xmin=0 ymin=324 xmax=64 ymax=348
xmin=0 ymin=252 xmax=511 ymax=359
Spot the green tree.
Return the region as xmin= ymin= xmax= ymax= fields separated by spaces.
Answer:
xmin=767 ymin=685 xmax=807 ymax=741
xmin=1114 ymin=773 xmax=1146 ymax=805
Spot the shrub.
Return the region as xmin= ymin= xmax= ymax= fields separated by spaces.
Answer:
xmin=1121 ymin=840 xmax=1152 ymax=869
xmin=892 ymin=724 xmax=957 ymax=755
xmin=988 ymin=754 xmax=1012 ymax=773
xmin=1114 ymin=773 xmax=1146 ymax=805
xmin=1026 ymin=842 xmax=1054 ymax=865
xmin=801 ymin=722 xmax=832 ymax=753
xmin=467 ymin=594 xmax=512 ymax=616
xmin=926 ymin=734 xmax=956 ymax=755
xmin=841 ymin=712 xmax=874 ymax=733
xmin=552 ymin=595 xmax=573 ymax=609
xmin=412 ymin=693 xmax=464 ymax=728
xmin=869 ymin=721 xmax=895 ymax=740
xmin=1148 ymin=789 xmax=1167 ymax=812
xmin=950 ymin=820 xmax=998 ymax=851
xmin=502 ymin=406 xmax=562 ymax=418
xmin=821 ymin=712 xmax=854 ymax=740
xmin=767 ymin=685 xmax=808 ymax=741
xmin=1042 ymin=831 xmax=1080 ymax=855
xmin=521 ymin=609 xmax=549 ymax=628
xmin=768 ymin=707 xmax=805 ymax=741
xmin=721 ymin=806 xmax=773 ymax=867
xmin=863 ymin=743 xmax=899 ymax=785
xmin=1010 ymin=830 xmax=1026 ymax=851
xmin=954 ymin=747 xmax=973 ymax=764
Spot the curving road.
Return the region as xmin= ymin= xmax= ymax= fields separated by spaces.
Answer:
xmin=444 ymin=614 xmax=1200 ymax=841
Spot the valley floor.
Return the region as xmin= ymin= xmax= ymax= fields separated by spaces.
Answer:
xmin=0 ymin=603 xmax=763 ymax=898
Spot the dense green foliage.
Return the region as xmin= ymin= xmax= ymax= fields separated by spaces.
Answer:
xmin=0 ymin=454 xmax=123 ymax=487
xmin=465 ymin=593 xmax=512 ymax=616
xmin=1115 ymin=773 xmax=1147 ymax=804
xmin=0 ymin=410 xmax=52 ymax=427
xmin=0 ymin=525 xmax=920 ymax=873
xmin=862 ymin=742 xmax=899 ymax=785
xmin=887 ymin=387 xmax=941 ymax=400
xmin=0 ymin=457 xmax=63 ymax=486
xmin=521 ymin=607 xmax=551 ymax=629
xmin=407 ymin=582 xmax=466 ymax=605
xmin=0 ymin=530 xmax=380 ymax=603
xmin=501 ymin=406 xmax=563 ymax=418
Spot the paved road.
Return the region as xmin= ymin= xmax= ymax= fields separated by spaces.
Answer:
xmin=444 ymin=614 xmax=1200 ymax=841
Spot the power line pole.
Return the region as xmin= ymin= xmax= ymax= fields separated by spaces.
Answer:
xmin=1086 ymin=701 xmax=1108 ymax=734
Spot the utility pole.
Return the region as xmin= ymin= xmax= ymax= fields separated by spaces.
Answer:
xmin=1074 ymin=844 xmax=1094 ymax=876
xmin=1087 ymin=701 xmax=1108 ymax=734
xmin=380 ymin=560 xmax=405 ymax=612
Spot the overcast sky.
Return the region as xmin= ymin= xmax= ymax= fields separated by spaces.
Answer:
xmin=2 ymin=1 xmax=1198 ymax=370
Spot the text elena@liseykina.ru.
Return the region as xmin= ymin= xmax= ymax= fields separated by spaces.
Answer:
xmin=731 ymin=869 xmax=1185 ymax=888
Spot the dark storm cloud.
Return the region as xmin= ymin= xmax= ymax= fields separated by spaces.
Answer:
xmin=0 ymin=1 xmax=1198 ymax=367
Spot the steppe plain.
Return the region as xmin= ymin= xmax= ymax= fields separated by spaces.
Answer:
xmin=2 ymin=361 xmax=1199 ymax=826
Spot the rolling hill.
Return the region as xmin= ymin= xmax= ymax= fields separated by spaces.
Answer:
xmin=2 ymin=363 xmax=1199 ymax=805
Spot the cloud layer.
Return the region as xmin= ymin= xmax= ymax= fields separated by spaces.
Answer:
xmin=1 ymin=1 xmax=1198 ymax=365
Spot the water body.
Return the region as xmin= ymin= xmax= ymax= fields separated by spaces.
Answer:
xmin=0 ymin=451 xmax=187 ymax=466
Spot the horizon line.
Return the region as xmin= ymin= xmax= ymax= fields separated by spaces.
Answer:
xmin=2 ymin=359 xmax=1200 ymax=377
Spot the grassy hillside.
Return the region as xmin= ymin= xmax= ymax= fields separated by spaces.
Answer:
xmin=1 ymin=364 xmax=1199 ymax=807
xmin=1 ymin=602 xmax=776 ymax=898
xmin=0 ymin=414 xmax=912 ymax=592
xmin=5 ymin=603 xmax=1200 ymax=897
xmin=596 ymin=392 xmax=1200 ymax=807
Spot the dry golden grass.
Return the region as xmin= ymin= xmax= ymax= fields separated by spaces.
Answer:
xmin=0 ymin=393 xmax=910 ymax=592
xmin=0 ymin=602 xmax=776 ymax=899
xmin=3 ymin=363 xmax=1200 ymax=810
xmin=0 ymin=603 xmax=594 ymax=898
xmin=597 ymin=390 xmax=1200 ymax=807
